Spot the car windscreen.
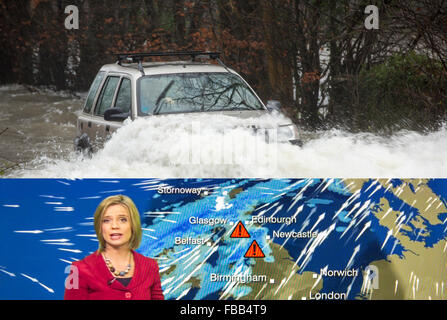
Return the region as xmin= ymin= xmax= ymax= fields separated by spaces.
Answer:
xmin=138 ymin=72 xmax=264 ymax=115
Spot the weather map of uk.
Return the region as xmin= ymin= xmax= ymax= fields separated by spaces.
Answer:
xmin=0 ymin=178 xmax=446 ymax=300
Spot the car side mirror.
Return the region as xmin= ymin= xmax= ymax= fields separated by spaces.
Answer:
xmin=266 ymin=100 xmax=281 ymax=113
xmin=104 ymin=108 xmax=129 ymax=122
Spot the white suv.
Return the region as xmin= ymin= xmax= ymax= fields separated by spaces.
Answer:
xmin=74 ymin=51 xmax=301 ymax=152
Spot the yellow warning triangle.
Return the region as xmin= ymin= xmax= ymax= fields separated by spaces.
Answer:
xmin=230 ymin=221 xmax=250 ymax=238
xmin=244 ymin=240 xmax=265 ymax=258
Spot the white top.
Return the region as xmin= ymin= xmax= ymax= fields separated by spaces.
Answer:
xmin=100 ymin=61 xmax=235 ymax=78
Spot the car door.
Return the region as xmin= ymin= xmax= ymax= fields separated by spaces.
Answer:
xmin=90 ymin=74 xmax=133 ymax=149
xmin=76 ymin=71 xmax=106 ymax=143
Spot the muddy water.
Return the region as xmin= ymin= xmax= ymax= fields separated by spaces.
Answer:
xmin=0 ymin=85 xmax=82 ymax=170
xmin=1 ymin=84 xmax=447 ymax=178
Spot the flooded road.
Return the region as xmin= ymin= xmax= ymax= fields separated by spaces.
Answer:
xmin=0 ymin=85 xmax=82 ymax=170
xmin=1 ymin=84 xmax=447 ymax=178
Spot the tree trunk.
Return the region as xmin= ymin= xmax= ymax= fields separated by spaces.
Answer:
xmin=174 ymin=0 xmax=186 ymax=47
xmin=261 ymin=1 xmax=293 ymax=103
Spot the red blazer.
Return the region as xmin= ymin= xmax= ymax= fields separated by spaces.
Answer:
xmin=64 ymin=250 xmax=164 ymax=300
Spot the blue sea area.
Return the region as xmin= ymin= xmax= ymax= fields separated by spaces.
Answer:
xmin=427 ymin=179 xmax=447 ymax=206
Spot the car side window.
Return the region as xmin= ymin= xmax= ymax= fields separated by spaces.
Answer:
xmin=94 ymin=76 xmax=120 ymax=116
xmin=83 ymin=71 xmax=105 ymax=113
xmin=114 ymin=78 xmax=132 ymax=113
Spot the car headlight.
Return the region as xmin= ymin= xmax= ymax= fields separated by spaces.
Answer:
xmin=269 ymin=124 xmax=299 ymax=142
xmin=259 ymin=124 xmax=300 ymax=143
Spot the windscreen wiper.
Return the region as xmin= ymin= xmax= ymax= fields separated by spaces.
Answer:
xmin=152 ymin=80 xmax=175 ymax=115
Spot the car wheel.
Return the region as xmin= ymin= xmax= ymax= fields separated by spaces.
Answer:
xmin=74 ymin=133 xmax=93 ymax=155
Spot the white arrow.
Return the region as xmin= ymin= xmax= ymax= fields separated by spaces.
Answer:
xmin=340 ymin=218 xmax=356 ymax=239
xmin=14 ymin=230 xmax=43 ymax=234
xmin=355 ymin=221 xmax=372 ymax=242
xmin=38 ymin=282 xmax=55 ymax=293
xmin=41 ymin=239 xmax=70 ymax=242
xmin=39 ymin=195 xmax=65 ymax=199
xmin=309 ymin=213 xmax=325 ymax=233
xmin=58 ymin=248 xmax=82 ymax=253
xmin=0 ymin=269 xmax=16 ymax=277
xmin=346 ymin=202 xmax=360 ymax=218
xmin=332 ymin=199 xmax=351 ymax=220
xmin=311 ymin=265 xmax=327 ymax=291
xmin=21 ymin=273 xmax=55 ymax=293
xmin=21 ymin=273 xmax=38 ymax=282
xmin=368 ymin=185 xmax=382 ymax=198
xmin=43 ymin=227 xmax=72 ymax=231
xmin=320 ymin=179 xmax=333 ymax=193
xmin=381 ymin=229 xmax=393 ymax=250
xmin=54 ymin=207 xmax=74 ymax=212
xmin=345 ymin=245 xmax=360 ymax=270
xmin=353 ymin=201 xmax=371 ymax=220
xmin=380 ymin=208 xmax=393 ymax=220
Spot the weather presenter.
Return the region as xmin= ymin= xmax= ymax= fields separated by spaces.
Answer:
xmin=64 ymin=195 xmax=164 ymax=300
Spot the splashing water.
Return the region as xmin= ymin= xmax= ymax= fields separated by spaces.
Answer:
xmin=2 ymin=84 xmax=446 ymax=178
xmin=9 ymin=112 xmax=447 ymax=178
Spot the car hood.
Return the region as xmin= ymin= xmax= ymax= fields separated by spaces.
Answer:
xmin=149 ymin=109 xmax=294 ymax=128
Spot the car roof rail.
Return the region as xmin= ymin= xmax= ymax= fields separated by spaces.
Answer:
xmin=114 ymin=51 xmax=227 ymax=76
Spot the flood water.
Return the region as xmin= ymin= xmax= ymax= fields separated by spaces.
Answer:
xmin=1 ymin=84 xmax=447 ymax=178
xmin=0 ymin=85 xmax=81 ymax=168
